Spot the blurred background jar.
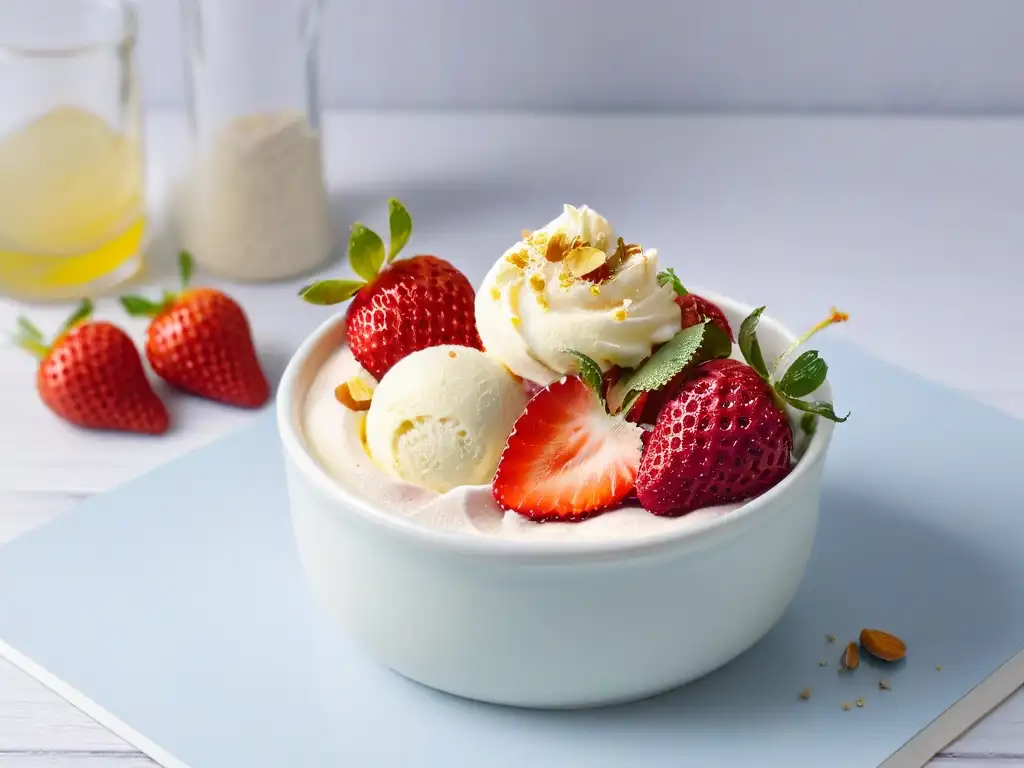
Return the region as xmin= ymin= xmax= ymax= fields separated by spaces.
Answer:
xmin=0 ymin=0 xmax=146 ymax=302
xmin=178 ymin=0 xmax=334 ymax=282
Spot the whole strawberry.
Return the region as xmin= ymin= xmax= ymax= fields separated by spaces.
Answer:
xmin=12 ymin=300 xmax=169 ymax=435
xmin=119 ymin=252 xmax=270 ymax=408
xmin=635 ymin=307 xmax=849 ymax=516
xmin=298 ymin=198 xmax=483 ymax=380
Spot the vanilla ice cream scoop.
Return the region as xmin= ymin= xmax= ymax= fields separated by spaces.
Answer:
xmin=365 ymin=345 xmax=529 ymax=493
xmin=476 ymin=205 xmax=681 ymax=385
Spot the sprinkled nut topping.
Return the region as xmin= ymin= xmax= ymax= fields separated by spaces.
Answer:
xmin=612 ymin=307 xmax=628 ymax=322
xmin=799 ymin=688 xmax=812 ymax=700
xmin=589 ymin=284 xmax=601 ymax=295
xmin=506 ymin=250 xmax=529 ymax=269
xmin=490 ymin=287 xmax=501 ymax=301
xmin=334 ymin=377 xmax=374 ymax=411
xmin=535 ymin=295 xmax=549 ymax=311
xmin=545 ymin=233 xmax=571 ymax=263
xmin=564 ymin=246 xmax=607 ymax=278
xmin=529 ymin=274 xmax=546 ymax=292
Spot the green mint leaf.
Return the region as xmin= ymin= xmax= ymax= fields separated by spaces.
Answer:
xmin=698 ymin=320 xmax=734 ymax=361
xmin=784 ymin=396 xmax=849 ymax=423
xmin=738 ymin=306 xmax=769 ymax=379
xmin=800 ymin=412 xmax=818 ymax=436
xmin=564 ymin=349 xmax=604 ymax=403
xmin=15 ymin=316 xmax=44 ymax=342
xmin=657 ymin=267 xmax=688 ymax=297
xmin=179 ymin=250 xmax=195 ymax=288
xmin=119 ymin=295 xmax=164 ymax=317
xmin=62 ymin=298 xmax=93 ymax=330
xmin=348 ymin=223 xmax=386 ymax=282
xmin=776 ymin=350 xmax=828 ymax=398
xmin=298 ymin=279 xmax=365 ymax=305
xmin=621 ymin=321 xmax=708 ymax=395
xmin=387 ymin=198 xmax=412 ymax=262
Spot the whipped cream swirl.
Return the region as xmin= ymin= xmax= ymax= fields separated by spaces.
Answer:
xmin=475 ymin=205 xmax=682 ymax=385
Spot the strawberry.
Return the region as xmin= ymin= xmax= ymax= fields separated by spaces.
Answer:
xmin=492 ymin=352 xmax=644 ymax=522
xmin=298 ymin=198 xmax=482 ymax=380
xmin=658 ymin=268 xmax=734 ymax=342
xmin=635 ymin=307 xmax=850 ymax=516
xmin=119 ymin=252 xmax=270 ymax=408
xmin=12 ymin=300 xmax=169 ymax=435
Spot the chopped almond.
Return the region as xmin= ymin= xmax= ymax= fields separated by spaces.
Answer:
xmin=335 ymin=377 xmax=374 ymax=411
xmin=564 ymin=246 xmax=608 ymax=278
xmin=840 ymin=641 xmax=860 ymax=670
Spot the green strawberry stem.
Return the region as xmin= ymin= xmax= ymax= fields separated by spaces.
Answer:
xmin=770 ymin=307 xmax=849 ymax=379
xmin=11 ymin=298 xmax=93 ymax=360
xmin=656 ymin=267 xmax=689 ymax=297
xmin=738 ymin=306 xmax=850 ymax=423
xmin=299 ymin=198 xmax=413 ymax=306
xmin=119 ymin=251 xmax=196 ymax=319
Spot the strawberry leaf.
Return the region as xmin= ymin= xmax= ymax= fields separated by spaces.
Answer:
xmin=657 ymin=267 xmax=688 ymax=297
xmin=621 ymin=321 xmax=710 ymax=395
xmin=11 ymin=317 xmax=49 ymax=359
xmin=564 ymin=349 xmax=604 ymax=404
xmin=800 ymin=412 xmax=818 ymax=436
xmin=784 ymin=396 xmax=849 ymax=423
xmin=179 ymin=250 xmax=195 ymax=288
xmin=349 ymin=223 xmax=386 ymax=282
xmin=119 ymin=295 xmax=164 ymax=318
xmin=738 ymin=306 xmax=769 ymax=379
xmin=776 ymin=350 xmax=828 ymax=398
xmin=62 ymin=298 xmax=93 ymax=331
xmin=298 ymin=279 xmax=365 ymax=305
xmin=15 ymin=316 xmax=43 ymax=342
xmin=387 ymin=198 xmax=412 ymax=262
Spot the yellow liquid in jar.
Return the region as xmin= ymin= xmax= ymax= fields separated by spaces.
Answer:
xmin=0 ymin=106 xmax=146 ymax=300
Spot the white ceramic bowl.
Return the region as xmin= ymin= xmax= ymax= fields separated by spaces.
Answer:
xmin=276 ymin=292 xmax=835 ymax=709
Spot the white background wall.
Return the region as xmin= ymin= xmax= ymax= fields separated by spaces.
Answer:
xmin=141 ymin=0 xmax=1024 ymax=113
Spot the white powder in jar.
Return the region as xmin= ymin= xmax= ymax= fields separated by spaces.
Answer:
xmin=181 ymin=109 xmax=334 ymax=282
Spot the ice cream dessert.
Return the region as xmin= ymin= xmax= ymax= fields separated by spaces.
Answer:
xmin=299 ymin=199 xmax=848 ymax=541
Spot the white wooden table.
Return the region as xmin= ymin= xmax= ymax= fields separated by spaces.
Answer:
xmin=0 ymin=110 xmax=1022 ymax=766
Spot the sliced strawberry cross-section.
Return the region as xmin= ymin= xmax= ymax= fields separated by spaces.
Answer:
xmin=492 ymin=375 xmax=644 ymax=522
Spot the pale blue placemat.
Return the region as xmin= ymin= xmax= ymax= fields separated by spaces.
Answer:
xmin=0 ymin=339 xmax=1020 ymax=767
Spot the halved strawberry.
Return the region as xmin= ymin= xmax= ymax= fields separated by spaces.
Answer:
xmin=492 ymin=373 xmax=644 ymax=522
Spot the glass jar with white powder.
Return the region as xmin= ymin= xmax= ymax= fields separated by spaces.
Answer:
xmin=178 ymin=0 xmax=333 ymax=281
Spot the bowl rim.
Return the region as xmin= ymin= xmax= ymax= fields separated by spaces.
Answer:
xmin=276 ymin=289 xmax=836 ymax=562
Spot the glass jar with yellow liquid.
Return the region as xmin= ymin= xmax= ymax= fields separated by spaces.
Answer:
xmin=0 ymin=0 xmax=146 ymax=302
